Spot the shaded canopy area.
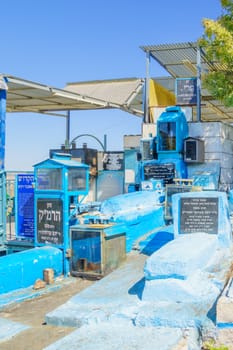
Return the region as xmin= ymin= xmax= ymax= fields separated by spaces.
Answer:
xmin=3 ymin=41 xmax=233 ymax=123
xmin=3 ymin=74 xmax=126 ymax=116
xmin=141 ymin=42 xmax=233 ymax=123
xmin=2 ymin=74 xmax=176 ymax=121
xmin=64 ymin=78 xmax=145 ymax=117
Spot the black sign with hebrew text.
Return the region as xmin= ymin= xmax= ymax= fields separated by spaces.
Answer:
xmin=37 ymin=198 xmax=63 ymax=244
xmin=180 ymin=197 xmax=218 ymax=234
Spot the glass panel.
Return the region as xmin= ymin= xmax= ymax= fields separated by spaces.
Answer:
xmin=71 ymin=230 xmax=101 ymax=273
xmin=36 ymin=168 xmax=62 ymax=190
xmin=158 ymin=122 xmax=176 ymax=151
xmin=68 ymin=168 xmax=87 ymax=191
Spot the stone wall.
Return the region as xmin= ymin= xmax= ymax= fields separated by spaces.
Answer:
xmin=188 ymin=122 xmax=233 ymax=191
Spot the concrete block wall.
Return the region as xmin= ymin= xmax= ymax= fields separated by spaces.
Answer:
xmin=188 ymin=122 xmax=233 ymax=191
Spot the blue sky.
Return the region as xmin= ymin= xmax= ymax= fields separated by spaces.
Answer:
xmin=1 ymin=0 xmax=222 ymax=170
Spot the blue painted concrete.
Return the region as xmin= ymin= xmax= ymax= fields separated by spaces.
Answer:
xmin=0 ymin=246 xmax=63 ymax=294
xmin=138 ymin=226 xmax=174 ymax=255
xmin=45 ymin=249 xmax=201 ymax=349
xmin=99 ymin=190 xmax=165 ymax=252
xmin=45 ymin=252 xmax=148 ymax=328
xmin=0 ymin=278 xmax=79 ymax=346
xmin=44 ymin=323 xmax=186 ymax=350
xmin=43 ymin=190 xmax=233 ymax=349
xmin=0 ymin=318 xmax=29 ymax=343
xmin=144 ymin=232 xmax=217 ymax=281
xmin=188 ymin=162 xmax=220 ymax=190
xmin=141 ymin=191 xmax=233 ymax=330
xmin=217 ymin=323 xmax=233 ymax=329
xmin=0 ymin=277 xmax=76 ymax=310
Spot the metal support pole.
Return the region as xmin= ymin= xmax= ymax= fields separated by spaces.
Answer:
xmin=144 ymin=51 xmax=150 ymax=123
xmin=65 ymin=110 xmax=70 ymax=149
xmin=0 ymin=77 xmax=7 ymax=170
xmin=0 ymin=76 xmax=8 ymax=243
xmin=196 ymin=46 xmax=201 ymax=122
xmin=103 ymin=134 xmax=107 ymax=152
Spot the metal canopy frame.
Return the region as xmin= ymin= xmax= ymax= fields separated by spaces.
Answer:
xmin=140 ymin=41 xmax=233 ymax=123
xmin=4 ymin=74 xmax=144 ymax=117
xmin=4 ymin=74 xmax=122 ymax=116
xmin=4 ymin=41 xmax=233 ymax=125
xmin=1 ymin=74 xmax=146 ymax=148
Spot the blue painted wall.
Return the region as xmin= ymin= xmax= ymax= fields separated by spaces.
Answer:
xmin=0 ymin=246 xmax=63 ymax=294
xmin=100 ymin=191 xmax=165 ymax=252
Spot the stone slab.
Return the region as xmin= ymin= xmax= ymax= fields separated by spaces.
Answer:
xmin=44 ymin=322 xmax=190 ymax=350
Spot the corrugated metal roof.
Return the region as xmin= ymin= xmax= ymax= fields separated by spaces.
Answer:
xmin=141 ymin=42 xmax=233 ymax=122
xmin=140 ymin=41 xmax=226 ymax=78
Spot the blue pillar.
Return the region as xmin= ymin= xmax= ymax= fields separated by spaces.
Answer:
xmin=0 ymin=76 xmax=8 ymax=170
xmin=0 ymin=76 xmax=7 ymax=245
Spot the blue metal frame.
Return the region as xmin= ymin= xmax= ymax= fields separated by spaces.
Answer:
xmin=0 ymin=78 xmax=7 ymax=244
xmin=34 ymin=154 xmax=89 ymax=275
xmin=157 ymin=106 xmax=188 ymax=159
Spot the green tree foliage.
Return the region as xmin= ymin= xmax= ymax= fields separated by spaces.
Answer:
xmin=199 ymin=0 xmax=233 ymax=106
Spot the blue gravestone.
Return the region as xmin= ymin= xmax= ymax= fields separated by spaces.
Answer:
xmin=142 ymin=191 xmax=233 ymax=330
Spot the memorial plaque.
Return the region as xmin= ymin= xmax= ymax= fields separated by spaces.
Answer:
xmin=16 ymin=174 xmax=35 ymax=238
xmin=37 ymin=198 xmax=63 ymax=244
xmin=102 ymin=152 xmax=124 ymax=171
xmin=176 ymin=78 xmax=197 ymax=105
xmin=180 ymin=197 xmax=218 ymax=234
xmin=144 ymin=163 xmax=175 ymax=184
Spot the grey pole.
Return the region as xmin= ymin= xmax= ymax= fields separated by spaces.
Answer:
xmin=65 ymin=110 xmax=70 ymax=149
xmin=144 ymin=51 xmax=150 ymax=123
xmin=0 ymin=76 xmax=7 ymax=242
xmin=103 ymin=134 xmax=107 ymax=152
xmin=0 ymin=76 xmax=7 ymax=170
xmin=196 ymin=46 xmax=201 ymax=122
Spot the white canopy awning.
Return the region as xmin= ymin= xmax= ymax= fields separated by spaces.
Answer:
xmin=3 ymin=74 xmax=144 ymax=117
xmin=64 ymin=78 xmax=145 ymax=117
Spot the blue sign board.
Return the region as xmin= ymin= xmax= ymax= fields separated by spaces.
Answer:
xmin=16 ymin=174 xmax=35 ymax=238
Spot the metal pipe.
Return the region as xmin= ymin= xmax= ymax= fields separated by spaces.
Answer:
xmin=0 ymin=76 xmax=8 ymax=244
xmin=65 ymin=110 xmax=70 ymax=149
xmin=103 ymin=134 xmax=107 ymax=151
xmin=196 ymin=46 xmax=201 ymax=122
xmin=0 ymin=77 xmax=7 ymax=170
xmin=144 ymin=51 xmax=150 ymax=123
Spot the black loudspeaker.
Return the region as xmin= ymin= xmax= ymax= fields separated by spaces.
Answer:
xmin=184 ymin=137 xmax=204 ymax=163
